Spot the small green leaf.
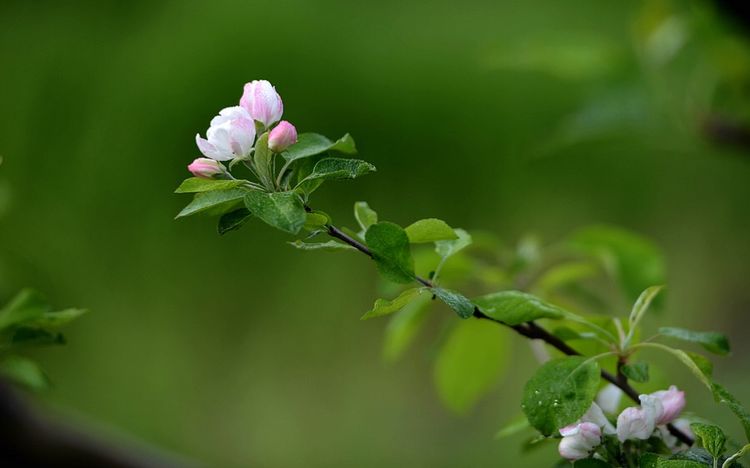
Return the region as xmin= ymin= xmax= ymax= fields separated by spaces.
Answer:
xmin=383 ymin=293 xmax=432 ymax=362
xmin=304 ymin=211 xmax=330 ymax=231
xmin=244 ymin=191 xmax=306 ymax=234
xmin=282 ymin=133 xmax=357 ymax=163
xmin=691 ymin=423 xmax=726 ymax=459
xmin=629 ymin=285 xmax=664 ymax=333
xmin=621 ymin=361 xmax=650 ymax=383
xmin=253 ymin=132 xmax=274 ymax=187
xmin=432 ymin=287 xmax=475 ymax=319
xmin=655 ymin=460 xmax=705 ymax=468
xmin=176 ymin=188 xmax=247 ymax=218
xmin=299 ymin=158 xmax=376 ymax=183
xmin=435 ymin=228 xmax=472 ymax=259
xmin=361 ymin=288 xmax=426 ymax=320
xmin=288 ymin=240 xmax=353 ymax=251
xmin=25 ymin=308 xmax=87 ymax=329
xmin=522 ymin=356 xmax=600 ymax=436
xmin=354 ymin=201 xmax=378 ymax=233
xmin=637 ymin=343 xmax=712 ymax=391
xmin=0 ymin=289 xmax=48 ymax=330
xmin=473 ymin=290 xmax=565 ymax=326
xmin=218 ymin=208 xmax=252 ymax=235
xmin=659 ymin=327 xmax=731 ymax=356
xmin=174 ymin=178 xmax=245 ymax=193
xmin=434 ymin=319 xmax=510 ymax=413
xmin=723 ymin=444 xmax=750 ymax=467
xmin=711 ymin=383 xmax=750 ymax=442
xmin=365 ymin=222 xmax=415 ymax=284
xmin=404 ymin=218 xmax=457 ymax=243
xmin=0 ymin=356 xmax=49 ymax=391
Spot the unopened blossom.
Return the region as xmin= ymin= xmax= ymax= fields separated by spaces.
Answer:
xmin=240 ymin=80 xmax=283 ymax=128
xmin=616 ymin=395 xmax=663 ymax=442
xmin=268 ymin=120 xmax=298 ymax=152
xmin=559 ymin=422 xmax=602 ymax=461
xmin=196 ymin=106 xmax=256 ymax=161
xmin=187 ymin=158 xmax=225 ymax=179
xmin=596 ymin=384 xmax=623 ymax=415
xmin=651 ymin=386 xmax=685 ymax=425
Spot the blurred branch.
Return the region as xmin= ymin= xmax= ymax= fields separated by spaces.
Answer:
xmin=327 ymin=224 xmax=695 ymax=446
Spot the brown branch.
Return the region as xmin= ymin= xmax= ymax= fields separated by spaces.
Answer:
xmin=326 ymin=223 xmax=694 ymax=446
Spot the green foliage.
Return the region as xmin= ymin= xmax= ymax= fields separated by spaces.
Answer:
xmin=627 ymin=285 xmax=664 ymax=345
xmin=176 ymin=188 xmax=247 ymax=218
xmin=253 ymin=132 xmax=274 ymax=188
xmin=435 ymin=228 xmax=472 ymax=259
xmin=174 ymin=178 xmax=245 ymax=193
xmin=404 ymin=218 xmax=457 ymax=243
xmin=0 ymin=356 xmax=49 ymax=391
xmin=383 ymin=293 xmax=432 ymax=362
xmin=218 ymin=208 xmax=252 ymax=235
xmin=361 ymin=288 xmax=426 ymax=320
xmin=521 ymin=356 xmax=600 ymax=436
xmin=365 ymin=222 xmax=415 ymax=284
xmin=281 ymin=133 xmax=356 ymax=163
xmin=244 ymin=191 xmax=306 ymax=234
xmin=691 ymin=423 xmax=726 ymax=460
xmin=659 ymin=327 xmax=731 ymax=356
xmin=434 ymin=319 xmax=510 ymax=413
xmin=431 ymin=287 xmax=475 ymax=319
xmin=573 ymin=459 xmax=612 ymax=467
xmin=296 ymin=158 xmax=376 ymax=186
xmin=473 ymin=290 xmax=565 ymax=325
xmin=712 ymin=384 xmax=750 ymax=442
xmin=354 ymin=201 xmax=377 ymax=234
xmin=622 ymin=361 xmax=650 ymax=383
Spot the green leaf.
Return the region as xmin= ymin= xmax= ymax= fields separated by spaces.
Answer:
xmin=522 ymin=356 xmax=600 ymax=436
xmin=473 ymin=290 xmax=565 ymax=325
xmin=691 ymin=423 xmax=726 ymax=459
xmin=435 ymin=228 xmax=472 ymax=259
xmin=0 ymin=356 xmax=49 ymax=391
xmin=629 ymin=285 xmax=664 ymax=333
xmin=218 ymin=208 xmax=252 ymax=235
xmin=622 ymin=361 xmax=650 ymax=383
xmin=176 ymin=188 xmax=247 ymax=218
xmin=723 ymin=444 xmax=750 ymax=467
xmin=495 ymin=415 xmax=531 ymax=439
xmin=288 ymin=240 xmax=354 ymax=251
xmin=174 ymin=178 xmax=245 ymax=193
xmin=244 ymin=191 xmax=306 ymax=234
xmin=659 ymin=327 xmax=731 ymax=356
xmin=253 ymin=132 xmax=274 ymax=187
xmin=711 ymin=383 xmax=750 ymax=442
xmin=655 ymin=460 xmax=706 ymax=468
xmin=281 ymin=133 xmax=357 ymax=163
xmin=354 ymin=201 xmax=378 ymax=233
xmin=10 ymin=328 xmax=65 ymax=347
xmin=383 ymin=293 xmax=432 ymax=362
xmin=434 ymin=319 xmax=510 ymax=413
xmin=25 ymin=308 xmax=87 ymax=329
xmin=404 ymin=218 xmax=457 ymax=244
xmin=0 ymin=289 xmax=48 ymax=330
xmin=361 ymin=288 xmax=427 ymax=320
xmin=535 ymin=261 xmax=598 ymax=293
xmin=432 ymin=287 xmax=475 ymax=319
xmin=573 ymin=459 xmax=612 ymax=468
xmin=636 ymin=343 xmax=712 ymax=391
xmin=303 ymin=211 xmax=330 ymax=231
xmin=365 ymin=222 xmax=415 ymax=284
xmin=299 ymin=158 xmax=376 ymax=184
xmin=568 ymin=225 xmax=665 ymax=304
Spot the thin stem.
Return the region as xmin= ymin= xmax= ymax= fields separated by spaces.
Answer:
xmin=323 ymin=222 xmax=695 ymax=446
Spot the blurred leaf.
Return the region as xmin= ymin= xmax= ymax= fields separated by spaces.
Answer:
xmin=383 ymin=293 xmax=432 ymax=362
xmin=495 ymin=415 xmax=530 ymax=439
xmin=354 ymin=201 xmax=378 ymax=234
xmin=473 ymin=290 xmax=565 ymax=326
xmin=567 ymin=225 xmax=665 ymax=304
xmin=712 ymin=383 xmax=750 ymax=442
xmin=0 ymin=289 xmax=48 ymax=330
xmin=282 ymin=133 xmax=356 ymax=163
xmin=10 ymin=328 xmax=65 ymax=347
xmin=621 ymin=361 xmax=650 ymax=383
xmin=659 ymin=327 xmax=731 ymax=356
xmin=25 ymin=308 xmax=87 ymax=329
xmin=365 ymin=222 xmax=415 ymax=284
xmin=176 ymin=188 xmax=247 ymax=218
xmin=0 ymin=356 xmax=49 ymax=391
xmin=174 ymin=178 xmax=245 ymax=193
xmin=253 ymin=133 xmax=274 ymax=187
xmin=535 ymin=261 xmax=598 ymax=293
xmin=362 ymin=288 xmax=427 ymax=320
xmin=629 ymin=285 xmax=664 ymax=334
xmin=218 ymin=208 xmax=252 ymax=235
xmin=435 ymin=228 xmax=472 ymax=259
xmin=244 ymin=191 xmax=306 ymax=234
xmin=690 ymin=423 xmax=726 ymax=459
xmin=522 ymin=356 xmax=600 ymax=436
xmin=404 ymin=219 xmax=457 ymax=243
xmin=434 ymin=319 xmax=510 ymax=413
xmin=432 ymin=287 xmax=475 ymax=319
xmin=288 ymin=240 xmax=353 ymax=251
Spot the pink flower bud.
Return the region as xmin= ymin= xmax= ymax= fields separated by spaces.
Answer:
xmin=188 ymin=158 xmax=225 ymax=179
xmin=616 ymin=395 xmax=663 ymax=442
xmin=268 ymin=121 xmax=298 ymax=152
xmin=196 ymin=106 xmax=256 ymax=161
xmin=240 ymin=80 xmax=283 ymax=128
xmin=650 ymin=386 xmax=686 ymax=425
xmin=558 ymin=422 xmax=601 ymax=461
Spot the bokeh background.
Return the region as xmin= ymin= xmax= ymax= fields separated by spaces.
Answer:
xmin=1 ymin=0 xmax=749 ymax=466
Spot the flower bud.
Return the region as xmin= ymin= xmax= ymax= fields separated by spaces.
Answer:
xmin=240 ymin=80 xmax=283 ymax=128
xmin=596 ymin=384 xmax=623 ymax=415
xmin=650 ymin=386 xmax=685 ymax=425
xmin=616 ymin=395 xmax=663 ymax=442
xmin=188 ymin=158 xmax=225 ymax=179
xmin=268 ymin=121 xmax=298 ymax=152
xmin=196 ymin=106 xmax=256 ymax=161
xmin=558 ymin=422 xmax=601 ymax=461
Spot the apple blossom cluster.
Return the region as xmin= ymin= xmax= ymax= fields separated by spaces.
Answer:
xmin=188 ymin=80 xmax=298 ymax=180
xmin=559 ymin=385 xmax=688 ymax=461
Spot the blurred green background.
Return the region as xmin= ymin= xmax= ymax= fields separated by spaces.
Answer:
xmin=1 ymin=0 xmax=749 ymax=466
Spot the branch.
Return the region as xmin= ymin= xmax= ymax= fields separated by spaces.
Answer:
xmin=326 ymin=223 xmax=694 ymax=446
